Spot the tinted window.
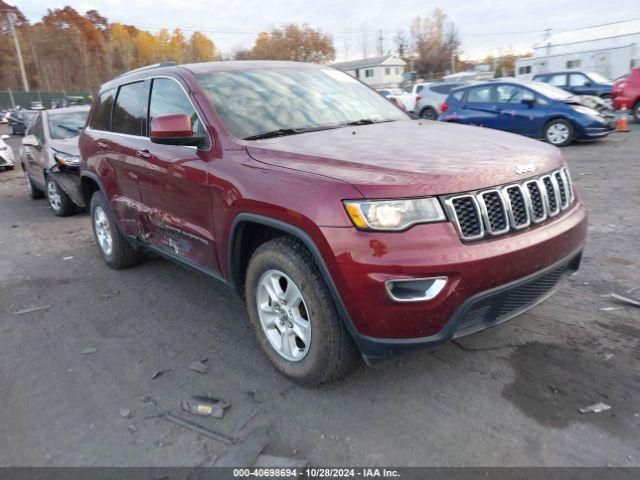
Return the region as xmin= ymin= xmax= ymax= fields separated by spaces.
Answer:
xmin=90 ymin=89 xmax=115 ymax=131
xmin=112 ymin=82 xmax=145 ymax=135
xmin=431 ymin=83 xmax=461 ymax=94
xmin=549 ymin=74 xmax=567 ymax=87
xmin=468 ymin=86 xmax=493 ymax=103
xmin=496 ymin=85 xmax=535 ymax=103
xmin=148 ymin=78 xmax=206 ymax=139
xmin=569 ymin=74 xmax=589 ymax=87
xmin=451 ymin=90 xmax=464 ymax=101
xmin=29 ymin=114 xmax=45 ymax=143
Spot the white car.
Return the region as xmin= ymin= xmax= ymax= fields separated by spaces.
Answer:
xmin=0 ymin=134 xmax=15 ymax=170
xmin=414 ymin=82 xmax=467 ymax=120
xmin=391 ymin=83 xmax=433 ymax=112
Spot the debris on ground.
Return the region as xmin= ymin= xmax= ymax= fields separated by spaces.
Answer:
xmin=128 ymin=424 xmax=137 ymax=434
xmin=152 ymin=369 xmax=172 ymax=379
xmin=63 ymin=256 xmax=74 ymax=261
xmin=604 ymin=353 xmax=614 ymax=360
xmin=13 ymin=305 xmax=51 ymax=315
xmin=599 ymin=306 xmax=623 ymax=312
xmin=120 ymin=408 xmax=132 ymax=418
xmin=163 ymin=412 xmax=235 ymax=445
xmin=188 ymin=360 xmax=209 ymax=374
xmin=579 ymin=402 xmax=612 ymax=414
xmin=99 ymin=291 xmax=121 ymax=299
xmin=609 ymin=293 xmax=640 ymax=308
xmin=180 ymin=395 xmax=230 ymax=419
xmin=215 ymin=426 xmax=270 ymax=466
xmin=80 ymin=347 xmax=99 ymax=355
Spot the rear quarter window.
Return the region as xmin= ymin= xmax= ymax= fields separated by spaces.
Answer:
xmin=451 ymin=90 xmax=464 ymax=101
xmin=112 ymin=82 xmax=146 ymax=136
xmin=90 ymin=89 xmax=115 ymax=131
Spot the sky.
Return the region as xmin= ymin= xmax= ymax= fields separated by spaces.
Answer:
xmin=16 ymin=0 xmax=640 ymax=61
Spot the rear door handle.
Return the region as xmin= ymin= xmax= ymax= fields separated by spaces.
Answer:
xmin=98 ymin=141 xmax=109 ymax=149
xmin=136 ymin=149 xmax=152 ymax=159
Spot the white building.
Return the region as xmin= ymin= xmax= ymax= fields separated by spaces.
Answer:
xmin=515 ymin=20 xmax=640 ymax=81
xmin=330 ymin=55 xmax=406 ymax=88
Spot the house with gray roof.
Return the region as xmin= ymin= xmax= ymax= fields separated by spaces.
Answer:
xmin=330 ymin=55 xmax=406 ymax=88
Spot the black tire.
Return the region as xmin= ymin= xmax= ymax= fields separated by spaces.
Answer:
xmin=245 ymin=236 xmax=359 ymax=385
xmin=419 ymin=106 xmax=438 ymax=120
xmin=46 ymin=176 xmax=77 ymax=217
xmin=25 ymin=171 xmax=45 ymax=199
xmin=544 ymin=118 xmax=574 ymax=147
xmin=633 ymin=101 xmax=640 ymax=124
xmin=90 ymin=191 xmax=141 ymax=269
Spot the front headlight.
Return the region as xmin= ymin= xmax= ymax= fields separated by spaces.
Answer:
xmin=571 ymin=105 xmax=602 ymax=119
xmin=53 ymin=151 xmax=80 ymax=166
xmin=344 ymin=197 xmax=446 ymax=231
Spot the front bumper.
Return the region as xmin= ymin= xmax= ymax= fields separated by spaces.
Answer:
xmin=319 ymin=202 xmax=587 ymax=360
xmin=49 ymin=165 xmax=85 ymax=207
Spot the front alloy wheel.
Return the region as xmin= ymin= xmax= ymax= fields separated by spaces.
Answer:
xmin=257 ymin=269 xmax=311 ymax=362
xmin=93 ymin=205 xmax=113 ymax=257
xmin=544 ymin=119 xmax=574 ymax=147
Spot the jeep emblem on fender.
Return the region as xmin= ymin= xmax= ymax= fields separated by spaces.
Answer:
xmin=515 ymin=163 xmax=536 ymax=174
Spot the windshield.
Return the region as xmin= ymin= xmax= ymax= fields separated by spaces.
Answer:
xmin=527 ymin=81 xmax=574 ymax=100
xmin=48 ymin=111 xmax=89 ymax=140
xmin=196 ymin=68 xmax=408 ymax=140
xmin=586 ymin=71 xmax=610 ymax=84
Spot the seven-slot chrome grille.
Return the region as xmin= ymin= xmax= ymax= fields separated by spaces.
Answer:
xmin=443 ymin=168 xmax=574 ymax=242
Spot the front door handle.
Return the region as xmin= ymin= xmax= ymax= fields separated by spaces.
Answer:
xmin=136 ymin=149 xmax=152 ymax=159
xmin=98 ymin=141 xmax=109 ymax=149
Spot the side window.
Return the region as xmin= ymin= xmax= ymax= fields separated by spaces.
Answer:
xmin=30 ymin=114 xmax=45 ymax=143
xmin=90 ymin=89 xmax=115 ymax=131
xmin=431 ymin=84 xmax=458 ymax=95
xmin=496 ymin=85 xmax=535 ymax=103
xmin=451 ymin=90 xmax=464 ymax=101
xmin=148 ymin=78 xmax=207 ymax=141
xmin=569 ymin=74 xmax=589 ymax=87
xmin=416 ymin=85 xmax=424 ymax=94
xmin=467 ymin=86 xmax=493 ymax=103
xmin=549 ymin=74 xmax=567 ymax=87
xmin=112 ymin=82 xmax=145 ymax=136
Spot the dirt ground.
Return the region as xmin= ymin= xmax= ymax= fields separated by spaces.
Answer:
xmin=0 ymin=123 xmax=638 ymax=467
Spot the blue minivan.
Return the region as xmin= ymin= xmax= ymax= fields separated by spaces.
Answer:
xmin=439 ymin=80 xmax=615 ymax=147
xmin=532 ymin=71 xmax=612 ymax=99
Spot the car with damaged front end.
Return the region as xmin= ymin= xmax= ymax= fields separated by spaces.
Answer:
xmin=79 ymin=61 xmax=587 ymax=385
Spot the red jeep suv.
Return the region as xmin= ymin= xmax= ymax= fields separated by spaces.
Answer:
xmin=79 ymin=61 xmax=587 ymax=384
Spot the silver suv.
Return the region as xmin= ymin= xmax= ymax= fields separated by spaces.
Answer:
xmin=414 ymin=82 xmax=466 ymax=120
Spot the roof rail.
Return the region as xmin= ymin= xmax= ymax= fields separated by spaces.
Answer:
xmin=118 ymin=62 xmax=178 ymax=77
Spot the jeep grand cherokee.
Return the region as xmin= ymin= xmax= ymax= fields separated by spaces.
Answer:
xmin=79 ymin=61 xmax=587 ymax=385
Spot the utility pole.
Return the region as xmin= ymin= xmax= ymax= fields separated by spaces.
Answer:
xmin=377 ymin=30 xmax=384 ymax=56
xmin=7 ymin=12 xmax=30 ymax=92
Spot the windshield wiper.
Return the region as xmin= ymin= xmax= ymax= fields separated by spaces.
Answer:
xmin=243 ymin=125 xmax=341 ymax=141
xmin=342 ymin=119 xmax=395 ymax=126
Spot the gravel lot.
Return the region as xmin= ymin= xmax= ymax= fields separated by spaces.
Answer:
xmin=0 ymin=123 xmax=638 ymax=467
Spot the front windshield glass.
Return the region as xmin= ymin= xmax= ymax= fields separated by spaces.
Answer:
xmin=196 ymin=68 xmax=408 ymax=139
xmin=48 ymin=111 xmax=89 ymax=140
xmin=528 ymin=81 xmax=574 ymax=100
xmin=586 ymin=71 xmax=610 ymax=84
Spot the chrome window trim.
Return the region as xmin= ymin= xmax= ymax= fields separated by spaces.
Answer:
xmin=476 ymin=189 xmax=510 ymax=236
xmin=501 ymin=184 xmax=531 ymax=230
xmin=445 ymin=195 xmax=485 ymax=241
xmin=525 ymin=179 xmax=548 ymax=223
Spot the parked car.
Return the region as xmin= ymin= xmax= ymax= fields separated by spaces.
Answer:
xmin=414 ymin=82 xmax=466 ymax=120
xmin=0 ymin=134 xmax=15 ymax=170
xmin=439 ymin=80 xmax=615 ymax=146
xmin=612 ymin=67 xmax=640 ymax=122
xmin=7 ymin=109 xmax=39 ymax=135
xmin=393 ymin=82 xmax=432 ymax=112
xmin=79 ymin=61 xmax=587 ymax=384
xmin=377 ymin=88 xmax=404 ymax=97
xmin=20 ymin=106 xmax=90 ymax=216
xmin=532 ymin=71 xmax=613 ymax=99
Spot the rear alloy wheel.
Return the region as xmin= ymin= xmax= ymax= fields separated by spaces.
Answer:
xmin=90 ymin=191 xmax=141 ymax=269
xmin=46 ymin=177 xmax=76 ymax=217
xmin=544 ymin=119 xmax=574 ymax=147
xmin=245 ymin=237 xmax=359 ymax=385
xmin=633 ymin=101 xmax=640 ymax=124
xmin=420 ymin=107 xmax=438 ymax=120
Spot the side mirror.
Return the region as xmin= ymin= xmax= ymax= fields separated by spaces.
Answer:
xmin=521 ymin=98 xmax=536 ymax=109
xmin=22 ymin=135 xmax=40 ymax=148
xmin=150 ymin=113 xmax=204 ymax=147
xmin=583 ymin=82 xmax=591 ymax=87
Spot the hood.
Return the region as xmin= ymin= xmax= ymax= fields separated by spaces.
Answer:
xmin=245 ymin=120 xmax=564 ymax=198
xmin=50 ymin=136 xmax=80 ymax=156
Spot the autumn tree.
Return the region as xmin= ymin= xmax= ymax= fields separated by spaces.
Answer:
xmin=237 ymin=24 xmax=335 ymax=63
xmin=410 ymin=8 xmax=461 ymax=76
xmin=186 ymin=31 xmax=219 ymax=62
